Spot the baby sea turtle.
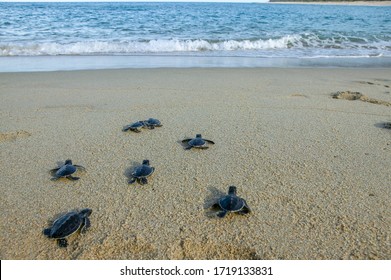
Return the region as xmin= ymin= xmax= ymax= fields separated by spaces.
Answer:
xmin=50 ymin=159 xmax=85 ymax=181
xmin=182 ymin=134 xmax=215 ymax=150
xmin=212 ymin=186 xmax=251 ymax=218
xmin=144 ymin=118 xmax=162 ymax=129
xmin=43 ymin=208 xmax=92 ymax=248
xmin=128 ymin=159 xmax=155 ymax=185
xmin=122 ymin=121 xmax=146 ymax=133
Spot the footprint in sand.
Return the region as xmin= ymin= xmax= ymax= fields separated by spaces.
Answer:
xmin=331 ymin=91 xmax=391 ymax=106
xmin=289 ymin=93 xmax=309 ymax=98
xmin=358 ymin=80 xmax=390 ymax=88
xmin=0 ymin=130 xmax=31 ymax=143
xmin=332 ymin=91 xmax=362 ymax=100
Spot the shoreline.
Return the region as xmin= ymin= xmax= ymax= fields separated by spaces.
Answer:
xmin=1 ymin=67 xmax=390 ymax=260
xmin=1 ymin=55 xmax=391 ymax=73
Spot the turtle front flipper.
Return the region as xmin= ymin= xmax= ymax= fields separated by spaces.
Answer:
xmin=50 ymin=176 xmax=60 ymax=181
xmin=57 ymin=238 xmax=68 ymax=247
xmin=74 ymin=165 xmax=86 ymax=171
xmin=67 ymin=175 xmax=80 ymax=181
xmin=205 ymin=139 xmax=215 ymax=144
xmin=80 ymin=218 xmax=91 ymax=234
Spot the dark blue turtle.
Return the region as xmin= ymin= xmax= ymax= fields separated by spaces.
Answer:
xmin=212 ymin=186 xmax=251 ymax=218
xmin=143 ymin=118 xmax=162 ymax=129
xmin=50 ymin=159 xmax=85 ymax=181
xmin=122 ymin=121 xmax=146 ymax=133
xmin=43 ymin=208 xmax=92 ymax=247
xmin=128 ymin=160 xmax=155 ymax=185
xmin=182 ymin=134 xmax=215 ymax=150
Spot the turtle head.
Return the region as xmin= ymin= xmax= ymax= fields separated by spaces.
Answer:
xmin=64 ymin=159 xmax=73 ymax=165
xmin=228 ymin=186 xmax=237 ymax=195
xmin=142 ymin=159 xmax=150 ymax=165
xmin=196 ymin=134 xmax=202 ymax=138
xmin=79 ymin=208 xmax=92 ymax=217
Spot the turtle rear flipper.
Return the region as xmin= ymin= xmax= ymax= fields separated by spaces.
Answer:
xmin=128 ymin=178 xmax=136 ymax=184
xmin=130 ymin=128 xmax=141 ymax=133
xmin=66 ymin=175 xmax=80 ymax=181
xmin=199 ymin=146 xmax=209 ymax=149
xmin=239 ymin=200 xmax=251 ymax=215
xmin=57 ymin=238 xmax=68 ymax=247
xmin=122 ymin=126 xmax=131 ymax=132
xmin=238 ymin=208 xmax=251 ymax=215
xmin=217 ymin=211 xmax=228 ymax=218
xmin=139 ymin=177 xmax=148 ymax=185
xmin=49 ymin=168 xmax=60 ymax=177
xmin=182 ymin=138 xmax=192 ymax=143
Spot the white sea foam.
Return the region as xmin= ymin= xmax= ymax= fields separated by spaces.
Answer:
xmin=0 ymin=35 xmax=304 ymax=56
xmin=1 ymin=34 xmax=389 ymax=58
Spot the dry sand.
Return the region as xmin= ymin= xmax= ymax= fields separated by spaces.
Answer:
xmin=0 ymin=68 xmax=390 ymax=260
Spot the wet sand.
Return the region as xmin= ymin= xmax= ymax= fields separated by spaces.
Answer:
xmin=0 ymin=68 xmax=390 ymax=259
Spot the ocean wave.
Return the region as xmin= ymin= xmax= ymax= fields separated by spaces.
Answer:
xmin=0 ymin=35 xmax=389 ymax=57
xmin=0 ymin=36 xmax=305 ymax=56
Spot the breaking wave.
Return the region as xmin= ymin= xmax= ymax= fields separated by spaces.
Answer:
xmin=1 ymin=34 xmax=389 ymax=57
xmin=0 ymin=36 xmax=299 ymax=56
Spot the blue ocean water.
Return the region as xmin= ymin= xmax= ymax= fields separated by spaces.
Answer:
xmin=0 ymin=2 xmax=391 ymax=70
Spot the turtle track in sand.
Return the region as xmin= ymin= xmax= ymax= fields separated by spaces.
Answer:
xmin=0 ymin=130 xmax=31 ymax=143
xmin=331 ymin=91 xmax=391 ymax=107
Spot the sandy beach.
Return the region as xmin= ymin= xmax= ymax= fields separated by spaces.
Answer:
xmin=0 ymin=68 xmax=390 ymax=260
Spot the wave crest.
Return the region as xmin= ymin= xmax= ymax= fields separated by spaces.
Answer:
xmin=1 ymin=34 xmax=388 ymax=57
xmin=0 ymin=36 xmax=300 ymax=56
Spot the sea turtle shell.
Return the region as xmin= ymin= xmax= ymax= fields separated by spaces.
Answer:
xmin=213 ymin=186 xmax=250 ymax=218
xmin=218 ymin=194 xmax=246 ymax=212
xmin=128 ymin=160 xmax=155 ymax=185
xmin=50 ymin=159 xmax=85 ymax=181
xmin=55 ymin=163 xmax=77 ymax=178
xmin=43 ymin=208 xmax=92 ymax=247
